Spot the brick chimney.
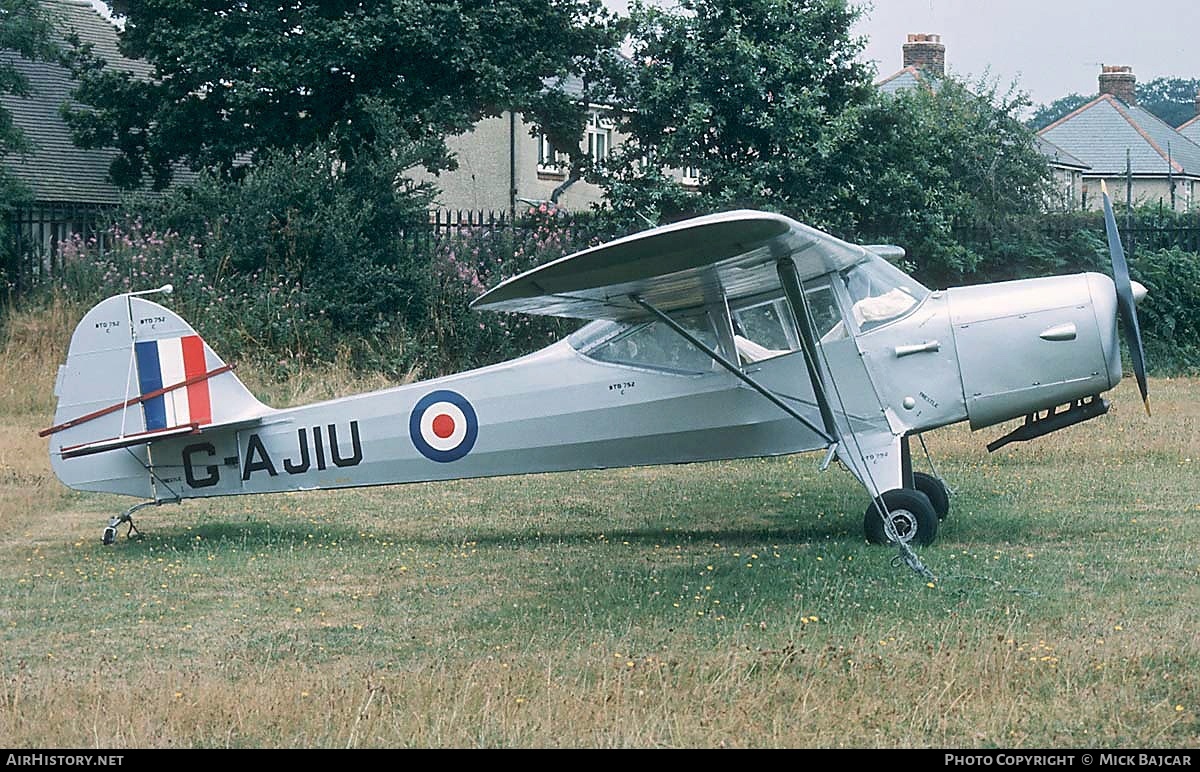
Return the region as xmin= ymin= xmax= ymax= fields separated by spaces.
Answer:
xmin=1098 ymin=65 xmax=1136 ymax=105
xmin=902 ymin=34 xmax=945 ymax=77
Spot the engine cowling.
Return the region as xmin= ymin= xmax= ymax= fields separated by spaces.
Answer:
xmin=947 ymin=272 xmax=1121 ymax=430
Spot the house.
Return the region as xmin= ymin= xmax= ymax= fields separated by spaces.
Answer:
xmin=1039 ymin=66 xmax=1200 ymax=212
xmin=1178 ymin=94 xmax=1200 ymax=145
xmin=1181 ymin=115 xmax=1200 ymax=146
xmin=407 ymin=74 xmax=624 ymax=218
xmin=875 ymin=33 xmax=944 ymax=96
xmin=1 ymin=0 xmax=154 ymax=270
xmin=1036 ymin=135 xmax=1092 ymax=212
xmin=412 ymin=65 xmax=708 ymax=218
xmin=874 ymin=34 xmax=1089 ymax=211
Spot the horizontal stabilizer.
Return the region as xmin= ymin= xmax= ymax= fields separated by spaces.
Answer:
xmin=55 ymin=411 xmax=272 ymax=460
xmin=60 ymin=423 xmax=202 ymax=460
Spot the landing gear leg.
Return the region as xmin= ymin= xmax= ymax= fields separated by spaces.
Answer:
xmin=903 ymin=434 xmax=952 ymax=520
xmin=101 ymin=501 xmax=157 ymax=545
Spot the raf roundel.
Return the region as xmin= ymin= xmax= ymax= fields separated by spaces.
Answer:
xmin=409 ymin=390 xmax=479 ymax=462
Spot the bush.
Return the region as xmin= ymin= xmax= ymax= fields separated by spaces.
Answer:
xmin=58 ymin=219 xmax=330 ymax=378
xmin=1130 ymin=247 xmax=1200 ymax=373
xmin=411 ymin=203 xmax=610 ymax=375
xmin=49 ymin=160 xmax=608 ymax=382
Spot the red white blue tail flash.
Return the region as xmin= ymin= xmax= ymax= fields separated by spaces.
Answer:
xmin=135 ymin=335 xmax=213 ymax=430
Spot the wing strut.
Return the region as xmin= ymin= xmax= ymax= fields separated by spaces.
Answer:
xmin=775 ymin=258 xmax=842 ymax=444
xmin=630 ymin=295 xmax=836 ymax=445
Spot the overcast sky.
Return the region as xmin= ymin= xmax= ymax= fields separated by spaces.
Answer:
xmin=602 ymin=0 xmax=1194 ymax=107
xmin=853 ymin=0 xmax=1195 ymax=106
xmin=90 ymin=0 xmax=1195 ymax=108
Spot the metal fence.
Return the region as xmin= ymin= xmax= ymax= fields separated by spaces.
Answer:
xmin=3 ymin=202 xmax=116 ymax=295
xmin=1125 ymin=225 xmax=1200 ymax=255
xmin=5 ymin=204 xmax=1200 ymax=302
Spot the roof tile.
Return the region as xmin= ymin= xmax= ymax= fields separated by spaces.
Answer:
xmin=1039 ymin=94 xmax=1200 ymax=178
xmin=1 ymin=0 xmax=159 ymax=204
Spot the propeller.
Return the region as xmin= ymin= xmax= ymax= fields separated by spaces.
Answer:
xmin=1099 ymin=180 xmax=1150 ymax=416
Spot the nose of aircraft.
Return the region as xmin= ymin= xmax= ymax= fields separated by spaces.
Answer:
xmin=1087 ymin=275 xmax=1151 ymax=413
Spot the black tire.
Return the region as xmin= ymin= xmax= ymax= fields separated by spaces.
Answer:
xmin=864 ymin=488 xmax=938 ymax=546
xmin=912 ymin=472 xmax=950 ymax=520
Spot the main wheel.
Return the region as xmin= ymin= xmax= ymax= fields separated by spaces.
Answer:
xmin=864 ymin=488 xmax=938 ymax=546
xmin=912 ymin=472 xmax=950 ymax=520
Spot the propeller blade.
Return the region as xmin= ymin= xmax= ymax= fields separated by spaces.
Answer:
xmin=1099 ymin=181 xmax=1150 ymax=416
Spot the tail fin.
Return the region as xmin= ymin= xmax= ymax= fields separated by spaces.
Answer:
xmin=45 ymin=293 xmax=269 ymax=496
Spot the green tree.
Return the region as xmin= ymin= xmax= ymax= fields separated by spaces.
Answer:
xmin=1137 ymin=77 xmax=1200 ymax=128
xmin=593 ymin=0 xmax=875 ymax=228
xmin=593 ymin=1 xmax=1051 ymax=286
xmin=850 ymin=77 xmax=1053 ymax=285
xmin=63 ymin=0 xmax=617 ymax=189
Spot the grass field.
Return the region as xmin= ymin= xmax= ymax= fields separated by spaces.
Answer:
xmin=1 ymin=305 xmax=1197 ymax=748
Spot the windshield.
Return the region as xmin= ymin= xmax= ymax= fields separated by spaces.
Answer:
xmin=841 ymin=256 xmax=930 ymax=332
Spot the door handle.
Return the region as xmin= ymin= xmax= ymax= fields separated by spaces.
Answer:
xmin=894 ymin=341 xmax=940 ymax=357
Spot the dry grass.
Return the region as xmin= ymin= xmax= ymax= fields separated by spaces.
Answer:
xmin=235 ymin=345 xmax=421 ymax=409
xmin=1 ymin=301 xmax=1197 ymax=748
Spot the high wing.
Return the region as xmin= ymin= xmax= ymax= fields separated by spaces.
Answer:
xmin=471 ymin=210 xmax=873 ymax=322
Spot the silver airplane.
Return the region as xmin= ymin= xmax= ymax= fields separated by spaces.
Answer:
xmin=44 ymin=184 xmax=1148 ymax=549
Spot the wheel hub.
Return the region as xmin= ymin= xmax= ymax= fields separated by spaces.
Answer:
xmin=883 ymin=509 xmax=917 ymax=543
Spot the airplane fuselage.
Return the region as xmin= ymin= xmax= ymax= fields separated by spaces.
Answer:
xmin=73 ymin=337 xmax=833 ymax=500
xmin=57 ymin=270 xmax=1122 ymax=506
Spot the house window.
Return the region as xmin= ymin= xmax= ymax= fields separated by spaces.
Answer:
xmin=585 ymin=111 xmax=613 ymax=164
xmin=537 ymin=135 xmax=567 ymax=176
xmin=681 ymin=165 xmax=700 ymax=187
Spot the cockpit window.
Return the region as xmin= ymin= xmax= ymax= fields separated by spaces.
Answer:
xmin=731 ymin=283 xmax=845 ymax=364
xmin=732 ymin=299 xmax=795 ymax=363
xmin=569 ymin=255 xmax=930 ymax=372
xmin=580 ymin=311 xmax=719 ymax=374
xmin=841 ymin=256 xmax=930 ymax=332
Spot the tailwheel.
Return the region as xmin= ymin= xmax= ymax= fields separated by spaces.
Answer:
xmin=101 ymin=501 xmax=156 ymax=545
xmin=864 ymin=488 xmax=938 ymax=546
xmin=912 ymin=471 xmax=950 ymax=520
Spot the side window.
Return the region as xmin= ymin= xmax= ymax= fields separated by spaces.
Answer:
xmin=537 ymin=135 xmax=567 ymax=176
xmin=732 ymin=299 xmax=796 ymax=364
xmin=804 ymin=285 xmax=848 ymax=342
xmin=730 ymin=283 xmax=847 ymax=364
xmin=586 ymin=311 xmax=719 ymax=374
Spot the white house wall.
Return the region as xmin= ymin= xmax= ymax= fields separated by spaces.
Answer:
xmin=409 ymin=111 xmax=620 ymax=214
xmin=1084 ymin=176 xmax=1199 ymax=213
